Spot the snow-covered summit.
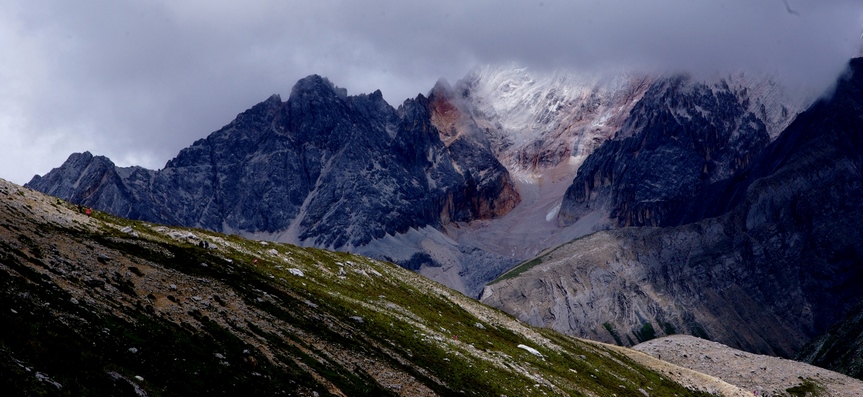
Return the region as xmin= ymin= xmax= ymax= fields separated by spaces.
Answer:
xmin=455 ymin=64 xmax=653 ymax=177
xmin=455 ymin=64 xmax=812 ymax=181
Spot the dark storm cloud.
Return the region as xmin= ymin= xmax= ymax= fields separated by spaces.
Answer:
xmin=1 ymin=0 xmax=860 ymax=184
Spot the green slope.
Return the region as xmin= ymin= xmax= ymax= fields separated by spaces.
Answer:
xmin=0 ymin=179 xmax=719 ymax=396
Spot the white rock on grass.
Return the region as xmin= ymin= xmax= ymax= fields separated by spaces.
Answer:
xmin=288 ymin=268 xmax=304 ymax=277
xmin=517 ymin=344 xmax=543 ymax=358
xmin=35 ymin=372 xmax=62 ymax=389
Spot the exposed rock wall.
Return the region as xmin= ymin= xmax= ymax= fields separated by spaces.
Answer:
xmin=558 ymin=75 xmax=773 ymax=228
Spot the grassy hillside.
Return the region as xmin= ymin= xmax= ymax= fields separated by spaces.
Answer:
xmin=0 ymin=179 xmax=724 ymax=396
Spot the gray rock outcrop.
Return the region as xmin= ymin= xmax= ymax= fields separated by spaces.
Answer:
xmin=635 ymin=335 xmax=863 ymax=396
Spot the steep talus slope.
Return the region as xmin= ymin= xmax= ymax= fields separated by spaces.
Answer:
xmin=28 ymin=75 xmax=518 ymax=252
xmin=482 ymin=58 xmax=863 ymax=359
xmin=635 ymin=335 xmax=863 ymax=396
xmin=0 ymin=178 xmax=740 ymax=396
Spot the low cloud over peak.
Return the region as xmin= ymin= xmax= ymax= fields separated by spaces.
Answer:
xmin=0 ymin=0 xmax=860 ymax=185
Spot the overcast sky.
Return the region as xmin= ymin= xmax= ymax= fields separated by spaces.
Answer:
xmin=1 ymin=0 xmax=861 ymax=185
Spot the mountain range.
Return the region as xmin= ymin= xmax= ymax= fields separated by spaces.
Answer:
xmin=26 ymin=64 xmax=809 ymax=297
xmin=25 ymin=57 xmax=863 ymax=381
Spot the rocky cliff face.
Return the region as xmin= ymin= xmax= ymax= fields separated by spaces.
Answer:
xmin=557 ymin=73 xmax=803 ymax=228
xmin=28 ymin=76 xmax=519 ymax=253
xmin=482 ymin=58 xmax=863 ymax=359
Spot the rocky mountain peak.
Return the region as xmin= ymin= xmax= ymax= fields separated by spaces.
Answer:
xmin=27 ymin=73 xmax=521 ymax=285
xmin=556 ymin=70 xmax=782 ymax=228
xmin=59 ymin=151 xmax=115 ymax=174
xmin=430 ymin=77 xmax=455 ymax=98
xmin=26 ymin=63 xmax=819 ymax=299
xmin=288 ymin=74 xmax=347 ymax=101
xmin=28 ymin=151 xmax=121 ymax=206
xmin=63 ymin=150 xmax=97 ymax=167
xmin=354 ymin=88 xmax=389 ymax=110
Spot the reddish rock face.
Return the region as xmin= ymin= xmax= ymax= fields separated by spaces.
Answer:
xmin=428 ymin=82 xmax=521 ymax=225
xmin=429 ymin=92 xmax=462 ymax=146
xmin=438 ymin=171 xmax=520 ymax=225
xmin=481 ymin=172 xmax=521 ymax=219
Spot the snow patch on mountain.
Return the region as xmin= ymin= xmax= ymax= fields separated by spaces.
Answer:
xmin=545 ymin=203 xmax=560 ymax=222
